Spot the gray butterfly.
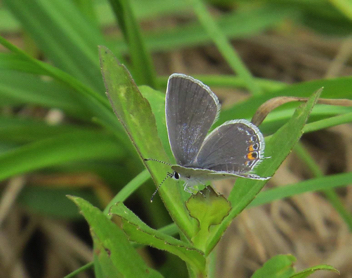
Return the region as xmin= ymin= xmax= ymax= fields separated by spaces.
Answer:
xmin=147 ymin=73 xmax=269 ymax=198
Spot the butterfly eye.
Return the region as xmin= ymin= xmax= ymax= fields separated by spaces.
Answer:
xmin=173 ymin=172 xmax=180 ymax=180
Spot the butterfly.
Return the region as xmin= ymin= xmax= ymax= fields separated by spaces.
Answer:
xmin=146 ymin=73 xmax=269 ymax=199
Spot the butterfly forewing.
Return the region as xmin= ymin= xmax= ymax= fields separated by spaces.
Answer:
xmin=194 ymin=120 xmax=265 ymax=174
xmin=166 ymin=74 xmax=220 ymax=166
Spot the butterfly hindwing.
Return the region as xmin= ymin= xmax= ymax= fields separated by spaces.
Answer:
xmin=194 ymin=120 xmax=265 ymax=174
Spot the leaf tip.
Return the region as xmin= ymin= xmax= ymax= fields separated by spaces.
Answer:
xmin=66 ymin=195 xmax=84 ymax=209
xmin=66 ymin=194 xmax=78 ymax=203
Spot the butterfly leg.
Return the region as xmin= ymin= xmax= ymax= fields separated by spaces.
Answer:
xmin=184 ymin=182 xmax=206 ymax=195
xmin=198 ymin=182 xmax=208 ymax=196
xmin=183 ymin=183 xmax=193 ymax=193
xmin=184 ymin=183 xmax=199 ymax=194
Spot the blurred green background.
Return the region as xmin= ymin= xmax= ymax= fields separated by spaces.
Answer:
xmin=0 ymin=0 xmax=352 ymax=277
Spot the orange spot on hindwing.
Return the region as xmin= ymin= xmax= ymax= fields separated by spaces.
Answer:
xmin=247 ymin=152 xmax=258 ymax=160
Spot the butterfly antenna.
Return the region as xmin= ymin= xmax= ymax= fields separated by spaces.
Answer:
xmin=144 ymin=158 xmax=171 ymax=166
xmin=150 ymin=172 xmax=173 ymax=203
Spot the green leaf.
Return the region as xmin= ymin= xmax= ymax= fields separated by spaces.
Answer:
xmin=157 ymin=75 xmax=286 ymax=93
xmin=185 ymin=187 xmax=231 ymax=251
xmin=99 ymin=45 xmax=195 ymax=239
xmin=113 ymin=6 xmax=294 ymax=54
xmin=64 ymin=262 xmax=94 ymax=278
xmin=250 ymin=172 xmax=352 ymax=208
xmin=218 ymin=77 xmax=352 ymax=133
xmin=0 ymin=117 xmax=91 ymax=143
xmin=4 ymin=0 xmax=107 ymax=92
xmin=0 ymin=35 xmax=121 ymax=135
xmin=0 ymin=71 xmax=91 ymax=119
xmin=106 ymin=170 xmax=352 ymax=249
xmin=108 ymin=0 xmax=157 ymax=87
xmin=103 ymin=170 xmax=151 ymax=214
xmin=205 ymin=88 xmax=322 ymax=255
xmin=252 ymin=254 xmax=296 ymax=278
xmin=316 ymin=0 xmax=352 ymax=21
xmin=74 ymin=0 xmax=98 ymax=26
xmin=92 ymin=232 xmax=124 ymax=278
xmin=109 ymin=202 xmax=206 ymax=272
xmin=303 ymin=111 xmax=352 ymax=133
xmin=0 ymin=130 xmax=124 ymax=181
xmin=139 ymin=85 xmax=172 ymax=159
xmin=290 ymin=264 xmax=339 ymax=278
xmin=69 ymin=196 xmax=163 ymax=278
xmin=189 ymin=0 xmax=261 ymax=95
xmin=0 ymin=53 xmax=46 ymax=74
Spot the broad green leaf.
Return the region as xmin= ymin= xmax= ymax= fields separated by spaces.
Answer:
xmin=205 ymin=89 xmax=322 ymax=255
xmin=92 ymin=232 xmax=124 ymax=278
xmin=69 ymin=197 xmax=163 ymax=278
xmin=252 ymin=254 xmax=296 ymax=278
xmin=99 ymin=46 xmax=195 ymax=239
xmin=109 ymin=202 xmax=206 ymax=272
xmin=185 ymin=187 xmax=231 ymax=251
xmin=139 ymin=85 xmax=172 ymax=159
xmin=290 ymin=264 xmax=339 ymax=278
xmin=0 ymin=130 xmax=125 ymax=181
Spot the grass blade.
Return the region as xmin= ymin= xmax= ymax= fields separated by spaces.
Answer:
xmin=0 ymin=130 xmax=124 ymax=181
xmin=250 ymin=172 xmax=352 ymax=208
xmin=178 ymin=0 xmax=261 ymax=95
xmin=108 ymin=0 xmax=158 ymax=88
xmin=4 ymin=0 xmax=107 ymax=92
